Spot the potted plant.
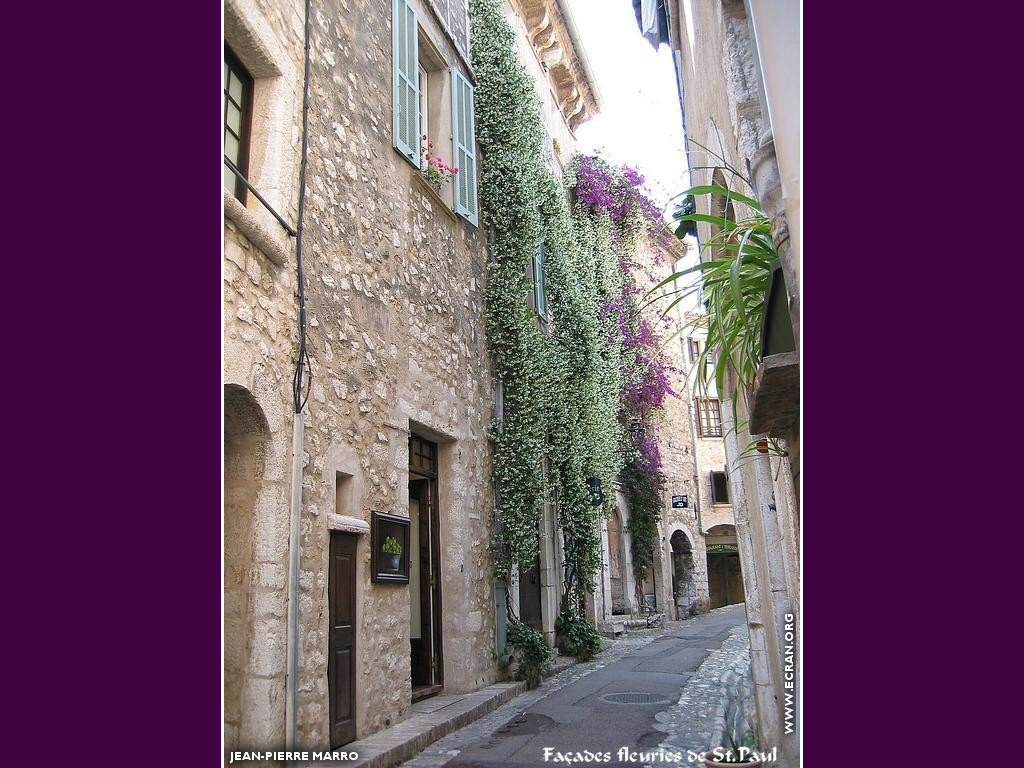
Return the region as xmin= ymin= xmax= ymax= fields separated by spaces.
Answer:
xmin=381 ymin=535 xmax=402 ymax=572
xmin=701 ymin=731 xmax=765 ymax=767
xmin=420 ymin=135 xmax=459 ymax=192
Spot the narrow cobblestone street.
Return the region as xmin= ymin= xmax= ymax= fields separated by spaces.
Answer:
xmin=400 ymin=604 xmax=747 ymax=767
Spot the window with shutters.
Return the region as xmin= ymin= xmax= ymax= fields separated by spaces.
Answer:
xmin=695 ymin=398 xmax=722 ymax=437
xmin=393 ymin=1 xmax=478 ymax=224
xmin=710 ymin=471 xmax=730 ymax=504
xmin=687 ymin=338 xmax=699 ymax=363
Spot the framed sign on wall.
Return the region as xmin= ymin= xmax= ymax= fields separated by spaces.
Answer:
xmin=371 ymin=511 xmax=411 ymax=583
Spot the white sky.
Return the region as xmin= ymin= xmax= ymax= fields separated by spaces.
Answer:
xmin=567 ymin=0 xmax=689 ymax=220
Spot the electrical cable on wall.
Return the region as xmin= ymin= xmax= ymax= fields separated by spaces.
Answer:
xmin=292 ymin=0 xmax=313 ymax=415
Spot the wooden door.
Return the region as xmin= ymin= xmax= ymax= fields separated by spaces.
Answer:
xmin=707 ymin=555 xmax=726 ymax=609
xmin=329 ymin=532 xmax=357 ymax=747
xmin=725 ymin=554 xmax=745 ymax=605
xmin=607 ymin=511 xmax=626 ymax=614
xmin=520 ymin=550 xmax=543 ymax=632
xmin=410 ymin=478 xmax=432 ymax=686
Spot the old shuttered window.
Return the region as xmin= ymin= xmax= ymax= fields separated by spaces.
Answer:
xmin=695 ymin=397 xmax=722 ymax=437
xmin=687 ymin=337 xmax=699 ymax=362
xmin=451 ymin=68 xmax=478 ymax=225
xmin=392 ymin=0 xmax=420 ymax=164
xmin=710 ymin=471 xmax=730 ymax=504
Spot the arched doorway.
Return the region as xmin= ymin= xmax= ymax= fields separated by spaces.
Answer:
xmin=670 ymin=530 xmax=697 ymax=618
xmin=706 ymin=524 xmax=745 ymax=608
xmin=607 ymin=507 xmax=627 ymax=615
xmin=224 ymin=384 xmax=272 ymax=749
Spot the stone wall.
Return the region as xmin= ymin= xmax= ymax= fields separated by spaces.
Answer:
xmin=631 ymin=242 xmax=708 ymax=618
xmin=223 ymin=0 xmax=306 ymax=751
xmin=293 ymin=0 xmax=498 ymax=746
xmin=225 ymin=0 xmax=615 ymax=751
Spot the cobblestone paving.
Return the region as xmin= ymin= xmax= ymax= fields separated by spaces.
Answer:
xmin=652 ymin=624 xmax=751 ymax=766
xmin=399 ymin=627 xmax=668 ymax=767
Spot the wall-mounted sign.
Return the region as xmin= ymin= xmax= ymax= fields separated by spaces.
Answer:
xmin=706 ymin=543 xmax=739 ymax=555
xmin=671 ymin=495 xmax=688 ymax=508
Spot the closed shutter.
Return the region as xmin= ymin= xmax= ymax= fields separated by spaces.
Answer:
xmin=533 ymin=242 xmax=547 ymax=318
xmin=495 ymin=578 xmax=510 ymax=664
xmin=392 ymin=0 xmax=420 ymax=163
xmin=451 ymin=68 xmax=478 ymax=225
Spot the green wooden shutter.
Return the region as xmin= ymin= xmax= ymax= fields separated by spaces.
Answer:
xmin=451 ymin=68 xmax=478 ymax=225
xmin=533 ymin=242 xmax=547 ymax=318
xmin=392 ymin=0 xmax=420 ymax=164
xmin=495 ymin=578 xmax=510 ymax=664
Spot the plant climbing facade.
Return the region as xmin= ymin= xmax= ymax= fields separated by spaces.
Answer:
xmin=470 ymin=0 xmax=693 ymax=681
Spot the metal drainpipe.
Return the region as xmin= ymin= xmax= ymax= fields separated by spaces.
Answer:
xmin=286 ymin=418 xmax=304 ymax=749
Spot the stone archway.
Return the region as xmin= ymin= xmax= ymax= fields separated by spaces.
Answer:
xmin=706 ymin=524 xmax=745 ymax=608
xmin=224 ymin=384 xmax=286 ymax=750
xmin=670 ymin=530 xmax=697 ymax=619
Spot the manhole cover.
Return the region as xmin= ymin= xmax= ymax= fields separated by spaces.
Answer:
xmin=600 ymin=692 xmax=671 ymax=705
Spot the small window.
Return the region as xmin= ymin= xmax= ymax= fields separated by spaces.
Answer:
xmin=418 ymin=63 xmax=428 ymax=163
xmin=695 ymin=398 xmax=722 ymax=437
xmin=532 ymin=242 xmax=548 ymax=319
xmin=224 ymin=46 xmax=253 ymax=202
xmin=687 ymin=338 xmax=700 ymax=363
xmin=409 ymin=435 xmax=437 ymax=475
xmin=710 ymin=470 xmax=729 ymax=504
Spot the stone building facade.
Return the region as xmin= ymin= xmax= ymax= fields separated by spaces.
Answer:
xmin=659 ymin=1 xmax=801 ymax=764
xmin=223 ymin=0 xmax=305 ymax=752
xmin=589 ymin=238 xmax=714 ymax=632
xmin=671 ymin=231 xmax=744 ymax=613
xmin=223 ymin=0 xmax=600 ymax=755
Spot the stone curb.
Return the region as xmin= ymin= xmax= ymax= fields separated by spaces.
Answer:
xmin=652 ymin=624 xmax=751 ymax=764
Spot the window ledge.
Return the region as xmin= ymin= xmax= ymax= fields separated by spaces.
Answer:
xmin=327 ymin=514 xmax=370 ymax=535
xmin=224 ymin=188 xmax=291 ymax=266
xmin=412 ymin=171 xmax=457 ymax=222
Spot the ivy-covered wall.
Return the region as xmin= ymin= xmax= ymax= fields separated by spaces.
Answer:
xmin=469 ymin=0 xmax=680 ymax=674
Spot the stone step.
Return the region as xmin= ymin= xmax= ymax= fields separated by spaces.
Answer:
xmin=310 ymin=655 xmax=579 ymax=768
xmin=305 ymin=682 xmax=526 ymax=768
xmin=598 ymin=619 xmax=626 ymax=637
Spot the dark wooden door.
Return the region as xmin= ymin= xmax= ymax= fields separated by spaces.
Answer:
xmin=707 ymin=554 xmax=727 ymax=609
xmin=725 ymin=554 xmax=745 ymax=605
xmin=410 ymin=478 xmax=432 ymax=686
xmin=520 ymin=555 xmax=543 ymax=632
xmin=329 ymin=532 xmax=357 ymax=747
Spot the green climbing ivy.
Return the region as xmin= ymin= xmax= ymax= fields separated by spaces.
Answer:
xmin=471 ymin=0 xmax=674 ymax=666
xmin=470 ymin=0 xmax=619 ymax=664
